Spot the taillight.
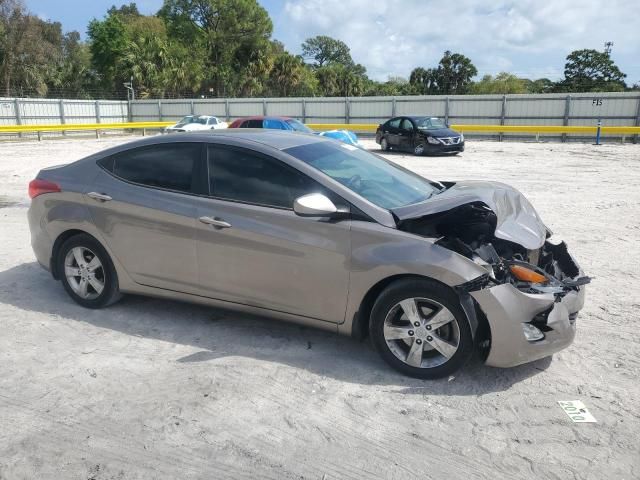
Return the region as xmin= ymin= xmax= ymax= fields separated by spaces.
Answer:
xmin=29 ymin=179 xmax=61 ymax=199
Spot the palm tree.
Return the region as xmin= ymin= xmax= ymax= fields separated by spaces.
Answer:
xmin=270 ymin=53 xmax=304 ymax=97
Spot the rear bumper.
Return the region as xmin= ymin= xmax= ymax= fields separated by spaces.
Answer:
xmin=27 ymin=199 xmax=53 ymax=272
xmin=471 ymin=283 xmax=585 ymax=367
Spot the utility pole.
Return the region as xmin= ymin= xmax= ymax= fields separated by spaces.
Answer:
xmin=604 ymin=41 xmax=613 ymax=55
xmin=123 ymin=76 xmax=135 ymax=101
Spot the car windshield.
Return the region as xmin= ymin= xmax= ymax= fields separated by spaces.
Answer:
xmin=286 ymin=119 xmax=313 ymax=133
xmin=414 ymin=117 xmax=447 ymax=130
xmin=175 ymin=115 xmax=196 ymax=127
xmin=284 ymin=142 xmax=439 ymax=210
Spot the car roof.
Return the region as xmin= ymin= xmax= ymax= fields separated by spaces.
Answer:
xmin=96 ymin=129 xmax=324 ymax=154
xmin=405 ymin=115 xmax=441 ymax=120
xmin=234 ymin=116 xmax=293 ymax=121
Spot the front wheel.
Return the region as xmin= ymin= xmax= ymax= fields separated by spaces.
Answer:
xmin=370 ymin=279 xmax=473 ymax=379
xmin=57 ymin=233 xmax=122 ymax=309
xmin=380 ymin=137 xmax=390 ymax=151
xmin=413 ymin=142 xmax=425 ymax=156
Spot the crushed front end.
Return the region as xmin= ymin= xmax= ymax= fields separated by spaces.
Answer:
xmin=394 ymin=182 xmax=590 ymax=368
xmin=455 ymin=235 xmax=589 ymax=367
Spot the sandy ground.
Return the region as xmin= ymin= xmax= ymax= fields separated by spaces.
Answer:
xmin=1 ymin=136 xmax=639 ymax=480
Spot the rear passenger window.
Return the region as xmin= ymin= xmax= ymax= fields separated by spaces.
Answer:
xmin=242 ymin=119 xmax=263 ymax=128
xmin=107 ymin=143 xmax=200 ymax=193
xmin=388 ymin=118 xmax=401 ymax=128
xmin=208 ymin=146 xmax=317 ymax=209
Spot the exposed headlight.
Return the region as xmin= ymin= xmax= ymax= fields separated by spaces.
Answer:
xmin=459 ymin=133 xmax=464 ymax=142
xmin=522 ymin=323 xmax=545 ymax=342
xmin=426 ymin=136 xmax=440 ymax=145
xmin=510 ymin=265 xmax=548 ymax=284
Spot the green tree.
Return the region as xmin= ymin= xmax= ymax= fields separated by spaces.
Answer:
xmin=410 ymin=51 xmax=477 ymax=95
xmin=301 ymin=35 xmax=352 ymax=67
xmin=0 ymin=0 xmax=64 ymax=96
xmin=364 ymin=76 xmax=412 ymax=96
xmin=87 ymin=13 xmax=128 ymax=91
xmin=431 ymin=51 xmax=477 ymax=94
xmin=268 ymin=52 xmax=316 ymax=97
xmin=523 ymin=77 xmax=555 ymax=94
xmin=107 ymin=2 xmax=140 ymax=17
xmin=315 ymin=63 xmax=368 ymax=96
xmin=159 ymin=0 xmax=272 ymax=97
xmin=558 ymin=49 xmax=626 ymax=92
xmin=48 ymin=31 xmax=97 ymax=98
xmin=409 ymin=67 xmax=430 ymax=94
xmin=470 ymin=72 xmax=527 ymax=94
xmin=116 ymin=16 xmax=202 ymax=97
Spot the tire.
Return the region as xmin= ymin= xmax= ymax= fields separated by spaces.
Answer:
xmin=413 ymin=142 xmax=425 ymax=156
xmin=380 ymin=137 xmax=390 ymax=151
xmin=56 ymin=233 xmax=122 ymax=309
xmin=370 ymin=278 xmax=473 ymax=379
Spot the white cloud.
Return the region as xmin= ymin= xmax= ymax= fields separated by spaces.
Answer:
xmin=279 ymin=0 xmax=640 ymax=81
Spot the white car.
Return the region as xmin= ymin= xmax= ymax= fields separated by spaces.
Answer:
xmin=164 ymin=115 xmax=228 ymax=133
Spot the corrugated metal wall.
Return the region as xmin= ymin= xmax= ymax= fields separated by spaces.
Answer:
xmin=131 ymin=92 xmax=640 ymax=138
xmin=0 ymin=98 xmax=129 ymax=126
xmin=1 ymin=93 xmax=639 ymax=141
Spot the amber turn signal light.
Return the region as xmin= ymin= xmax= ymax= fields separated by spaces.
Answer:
xmin=509 ymin=265 xmax=548 ymax=284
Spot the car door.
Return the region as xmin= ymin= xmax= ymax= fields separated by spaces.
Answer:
xmin=399 ymin=118 xmax=416 ymax=151
xmin=385 ymin=117 xmax=403 ymax=147
xmin=87 ymin=142 xmax=204 ymax=293
xmin=193 ymin=143 xmax=351 ymax=323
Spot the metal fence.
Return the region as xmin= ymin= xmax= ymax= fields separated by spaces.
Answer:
xmin=129 ymin=92 xmax=640 ymax=141
xmin=0 ymin=97 xmax=127 ymax=126
xmin=2 ymin=92 xmax=640 ymax=141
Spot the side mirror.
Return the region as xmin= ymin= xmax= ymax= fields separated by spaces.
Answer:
xmin=293 ymin=193 xmax=338 ymax=217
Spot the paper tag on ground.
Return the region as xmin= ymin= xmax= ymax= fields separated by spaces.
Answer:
xmin=558 ymin=400 xmax=597 ymax=423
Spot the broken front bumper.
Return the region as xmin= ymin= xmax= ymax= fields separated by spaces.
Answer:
xmin=470 ymin=282 xmax=586 ymax=368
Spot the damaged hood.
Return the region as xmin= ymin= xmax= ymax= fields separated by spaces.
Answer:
xmin=392 ymin=180 xmax=548 ymax=250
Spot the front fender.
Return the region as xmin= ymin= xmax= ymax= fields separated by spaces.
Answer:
xmin=340 ymin=221 xmax=487 ymax=334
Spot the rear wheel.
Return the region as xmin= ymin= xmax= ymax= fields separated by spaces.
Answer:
xmin=370 ymin=279 xmax=473 ymax=379
xmin=380 ymin=137 xmax=390 ymax=151
xmin=57 ymin=234 xmax=122 ymax=308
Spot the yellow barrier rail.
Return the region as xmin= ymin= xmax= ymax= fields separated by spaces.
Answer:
xmin=308 ymin=123 xmax=640 ymax=135
xmin=0 ymin=121 xmax=172 ymax=133
xmin=1 ymin=121 xmax=639 ymax=137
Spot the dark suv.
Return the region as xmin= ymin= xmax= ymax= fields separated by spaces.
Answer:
xmin=376 ymin=116 xmax=464 ymax=156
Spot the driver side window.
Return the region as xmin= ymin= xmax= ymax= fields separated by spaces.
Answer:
xmin=208 ymin=146 xmax=319 ymax=209
xmin=388 ymin=118 xmax=401 ymax=129
xmin=400 ymin=119 xmax=414 ymax=131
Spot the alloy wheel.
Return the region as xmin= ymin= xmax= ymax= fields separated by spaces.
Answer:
xmin=64 ymin=246 xmax=105 ymax=300
xmin=383 ymin=297 xmax=460 ymax=369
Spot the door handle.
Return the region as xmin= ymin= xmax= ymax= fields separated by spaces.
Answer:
xmin=87 ymin=192 xmax=112 ymax=202
xmin=199 ymin=216 xmax=231 ymax=229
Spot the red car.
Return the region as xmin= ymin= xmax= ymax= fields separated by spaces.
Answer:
xmin=228 ymin=116 xmax=312 ymax=132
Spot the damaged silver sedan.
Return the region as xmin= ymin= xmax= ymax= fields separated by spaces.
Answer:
xmin=28 ymin=131 xmax=589 ymax=378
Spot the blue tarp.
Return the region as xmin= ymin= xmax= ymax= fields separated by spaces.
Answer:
xmin=318 ymin=129 xmax=360 ymax=147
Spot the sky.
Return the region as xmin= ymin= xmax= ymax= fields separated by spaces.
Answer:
xmin=25 ymin=0 xmax=640 ymax=84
